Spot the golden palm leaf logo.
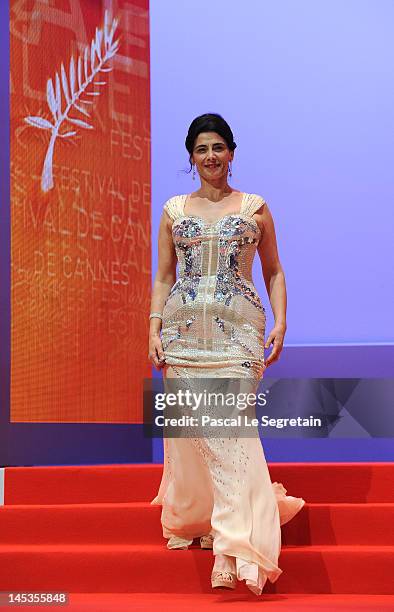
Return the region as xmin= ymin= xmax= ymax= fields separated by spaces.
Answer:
xmin=24 ymin=10 xmax=120 ymax=193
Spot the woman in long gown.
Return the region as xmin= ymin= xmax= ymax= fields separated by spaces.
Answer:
xmin=148 ymin=113 xmax=305 ymax=595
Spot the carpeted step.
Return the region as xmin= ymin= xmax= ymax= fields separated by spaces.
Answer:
xmin=0 ymin=502 xmax=393 ymax=546
xmin=0 ymin=543 xmax=393 ymax=594
xmin=35 ymin=593 xmax=394 ymax=611
xmin=4 ymin=463 xmax=394 ymax=505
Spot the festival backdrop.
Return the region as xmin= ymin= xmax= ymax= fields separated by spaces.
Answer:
xmin=10 ymin=0 xmax=151 ymax=423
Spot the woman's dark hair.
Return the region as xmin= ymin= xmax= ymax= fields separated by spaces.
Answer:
xmin=185 ymin=113 xmax=237 ymax=173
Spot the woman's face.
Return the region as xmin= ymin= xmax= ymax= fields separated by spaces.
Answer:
xmin=191 ymin=132 xmax=233 ymax=182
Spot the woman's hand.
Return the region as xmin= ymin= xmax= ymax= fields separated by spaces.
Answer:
xmin=148 ymin=332 xmax=166 ymax=370
xmin=264 ymin=324 xmax=286 ymax=367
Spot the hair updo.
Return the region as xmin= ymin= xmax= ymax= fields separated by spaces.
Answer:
xmin=184 ymin=113 xmax=237 ymax=174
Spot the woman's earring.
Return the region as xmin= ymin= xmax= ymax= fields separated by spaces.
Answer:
xmin=192 ymin=164 xmax=196 ymax=180
xmin=228 ymin=161 xmax=232 ymax=177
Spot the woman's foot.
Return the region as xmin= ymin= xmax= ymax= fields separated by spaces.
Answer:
xmin=200 ymin=534 xmax=214 ymax=549
xmin=211 ymin=570 xmax=236 ymax=590
xmin=167 ymin=533 xmax=214 ymax=550
xmin=167 ymin=535 xmax=193 ymax=550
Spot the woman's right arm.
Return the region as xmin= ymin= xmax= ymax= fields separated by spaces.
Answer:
xmin=148 ymin=209 xmax=177 ymax=370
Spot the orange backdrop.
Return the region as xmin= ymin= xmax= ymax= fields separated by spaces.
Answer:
xmin=10 ymin=0 xmax=151 ymax=423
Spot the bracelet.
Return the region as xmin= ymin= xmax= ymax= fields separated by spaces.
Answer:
xmin=149 ymin=312 xmax=163 ymax=320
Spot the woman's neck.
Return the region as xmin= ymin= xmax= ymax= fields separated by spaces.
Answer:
xmin=193 ymin=183 xmax=234 ymax=203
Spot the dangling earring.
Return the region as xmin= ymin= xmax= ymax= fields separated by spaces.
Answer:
xmin=228 ymin=161 xmax=232 ymax=177
xmin=192 ymin=164 xmax=196 ymax=180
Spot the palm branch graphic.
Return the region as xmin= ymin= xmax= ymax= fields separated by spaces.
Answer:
xmin=24 ymin=10 xmax=119 ymax=193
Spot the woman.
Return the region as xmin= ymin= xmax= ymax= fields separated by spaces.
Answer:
xmin=149 ymin=113 xmax=305 ymax=595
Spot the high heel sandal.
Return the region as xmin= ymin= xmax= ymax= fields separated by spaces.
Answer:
xmin=211 ymin=570 xmax=236 ymax=590
xmin=167 ymin=534 xmax=214 ymax=550
xmin=167 ymin=536 xmax=193 ymax=550
xmin=199 ymin=534 xmax=214 ymax=549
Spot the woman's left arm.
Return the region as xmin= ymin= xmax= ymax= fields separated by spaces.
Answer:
xmin=255 ymin=202 xmax=287 ymax=367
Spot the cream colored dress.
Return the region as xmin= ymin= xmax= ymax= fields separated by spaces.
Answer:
xmin=151 ymin=193 xmax=305 ymax=595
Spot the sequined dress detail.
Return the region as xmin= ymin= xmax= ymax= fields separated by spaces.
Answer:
xmin=151 ymin=193 xmax=305 ymax=595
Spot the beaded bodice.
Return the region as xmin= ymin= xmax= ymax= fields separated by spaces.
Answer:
xmin=161 ymin=193 xmax=267 ymax=376
xmin=163 ymin=193 xmax=265 ymax=311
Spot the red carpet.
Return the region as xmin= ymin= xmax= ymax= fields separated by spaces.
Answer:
xmin=4 ymin=594 xmax=394 ymax=612
xmin=0 ymin=462 xmax=393 ymax=608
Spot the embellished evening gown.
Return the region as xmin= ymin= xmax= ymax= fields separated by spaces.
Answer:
xmin=151 ymin=193 xmax=305 ymax=595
